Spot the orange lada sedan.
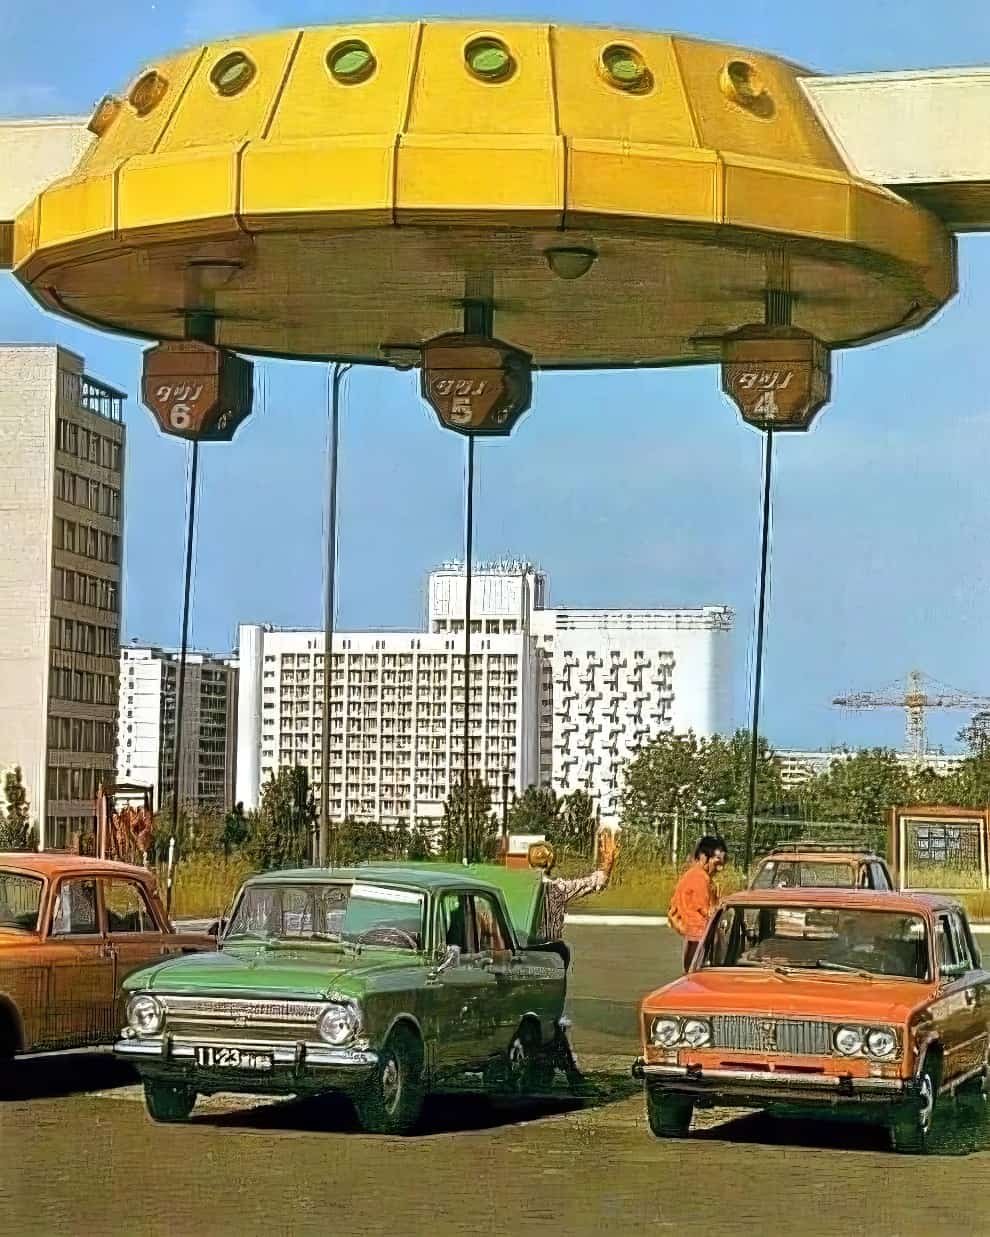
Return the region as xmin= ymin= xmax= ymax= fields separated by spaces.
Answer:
xmin=0 ymin=853 xmax=214 ymax=1064
xmin=634 ymin=889 xmax=990 ymax=1153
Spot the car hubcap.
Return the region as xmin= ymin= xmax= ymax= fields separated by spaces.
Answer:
xmin=919 ymin=1073 xmax=934 ymax=1133
xmin=381 ymin=1057 xmax=400 ymax=1112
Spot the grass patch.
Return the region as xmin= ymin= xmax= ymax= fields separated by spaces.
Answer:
xmin=158 ymin=855 xmax=255 ymax=919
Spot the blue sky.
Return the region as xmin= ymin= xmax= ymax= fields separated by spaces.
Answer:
xmin=3 ymin=0 xmax=990 ymax=752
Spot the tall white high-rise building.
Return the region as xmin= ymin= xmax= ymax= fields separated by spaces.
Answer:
xmin=117 ymin=645 xmax=239 ymax=812
xmin=234 ymin=562 xmax=733 ymax=824
xmin=0 ymin=346 xmax=125 ymax=850
xmin=532 ymin=605 xmax=733 ymax=820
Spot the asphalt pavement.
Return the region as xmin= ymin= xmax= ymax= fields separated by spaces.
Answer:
xmin=1 ymin=924 xmax=987 ymax=1236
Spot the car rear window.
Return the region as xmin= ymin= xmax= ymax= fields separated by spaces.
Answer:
xmin=753 ymin=860 xmax=856 ymax=889
xmin=0 ymin=871 xmax=43 ymax=932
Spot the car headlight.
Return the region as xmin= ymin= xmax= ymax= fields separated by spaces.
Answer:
xmin=651 ymin=1017 xmax=681 ymax=1048
xmin=865 ymin=1027 xmax=898 ymax=1059
xmin=318 ymin=1003 xmax=360 ymax=1046
xmin=126 ymin=994 xmax=163 ymax=1036
xmin=681 ymin=1018 xmax=711 ymax=1048
xmin=833 ymin=1025 xmax=864 ymax=1056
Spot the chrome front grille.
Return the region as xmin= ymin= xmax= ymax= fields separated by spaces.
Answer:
xmin=161 ymin=995 xmax=325 ymax=1044
xmin=710 ymin=1015 xmax=831 ymax=1056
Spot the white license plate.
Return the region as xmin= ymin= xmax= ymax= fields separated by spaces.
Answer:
xmin=193 ymin=1045 xmax=273 ymax=1071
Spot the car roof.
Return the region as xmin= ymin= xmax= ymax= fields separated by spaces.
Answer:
xmin=246 ymin=865 xmax=505 ymax=895
xmin=0 ymin=852 xmax=151 ymax=880
xmin=722 ymin=887 xmax=960 ymax=914
xmin=757 ymin=847 xmax=884 ymax=862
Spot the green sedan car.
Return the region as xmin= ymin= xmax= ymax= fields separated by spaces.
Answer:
xmin=114 ymin=864 xmax=569 ymax=1133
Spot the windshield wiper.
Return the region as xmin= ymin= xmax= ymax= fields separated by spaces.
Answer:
xmin=813 ymin=960 xmax=875 ymax=979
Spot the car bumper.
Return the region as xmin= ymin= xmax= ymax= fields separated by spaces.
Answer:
xmin=631 ymin=1060 xmax=916 ymax=1110
xmin=115 ymin=1036 xmax=378 ymax=1092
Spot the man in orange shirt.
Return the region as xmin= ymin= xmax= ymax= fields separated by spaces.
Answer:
xmin=668 ymin=836 xmax=728 ymax=971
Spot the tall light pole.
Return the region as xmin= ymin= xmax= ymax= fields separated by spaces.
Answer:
xmin=461 ymin=434 xmax=475 ymax=864
xmin=319 ymin=362 xmax=351 ymax=868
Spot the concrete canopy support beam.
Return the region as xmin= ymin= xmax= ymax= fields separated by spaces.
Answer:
xmin=802 ymin=69 xmax=990 ymax=232
xmin=0 ymin=119 xmax=93 ymax=267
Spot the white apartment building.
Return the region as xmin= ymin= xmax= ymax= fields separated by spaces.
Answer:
xmin=532 ymin=605 xmax=734 ymax=820
xmin=117 ymin=645 xmax=238 ymax=812
xmin=775 ymin=747 xmax=966 ymax=788
xmin=0 ymin=345 xmax=124 ymax=850
xmin=235 ymin=562 xmax=733 ymax=824
xmin=235 ymin=578 xmax=541 ymax=819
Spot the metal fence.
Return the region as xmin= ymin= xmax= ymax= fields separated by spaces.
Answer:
xmin=639 ymin=813 xmax=887 ymax=869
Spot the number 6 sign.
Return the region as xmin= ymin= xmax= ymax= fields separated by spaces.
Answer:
xmin=142 ymin=341 xmax=254 ymax=442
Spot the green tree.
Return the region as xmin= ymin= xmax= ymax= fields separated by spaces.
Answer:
xmin=698 ymin=729 xmax=783 ymax=817
xmin=440 ymin=779 xmax=497 ymax=862
xmin=248 ymin=767 xmax=314 ymax=870
xmin=507 ymin=786 xmax=559 ymax=836
xmin=550 ymin=790 xmax=597 ymax=857
xmin=406 ymin=824 xmax=433 ymax=861
xmin=619 ymin=731 xmax=704 ymax=834
xmin=221 ymin=802 xmax=250 ymax=856
xmin=336 ymin=817 xmax=387 ymax=865
xmin=0 ymin=767 xmax=34 ymax=851
xmin=802 ymin=748 xmax=913 ymax=826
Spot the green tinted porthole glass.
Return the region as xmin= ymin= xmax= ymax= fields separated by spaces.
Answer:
xmin=465 ymin=37 xmax=515 ymax=82
xmin=600 ymin=45 xmax=652 ymax=93
xmin=210 ymin=52 xmax=256 ymax=97
xmin=328 ymin=41 xmax=377 ymax=84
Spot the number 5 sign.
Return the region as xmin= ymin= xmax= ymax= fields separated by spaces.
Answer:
xmin=142 ymin=340 xmax=254 ymax=442
xmin=721 ymin=326 xmax=831 ymax=432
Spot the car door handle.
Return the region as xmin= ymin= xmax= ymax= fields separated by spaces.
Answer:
xmin=99 ymin=944 xmax=116 ymax=960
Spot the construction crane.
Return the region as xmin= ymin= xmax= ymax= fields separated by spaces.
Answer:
xmin=833 ymin=669 xmax=990 ymax=758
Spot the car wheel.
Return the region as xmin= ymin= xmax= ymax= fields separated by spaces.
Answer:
xmin=645 ymin=1083 xmax=694 ymax=1138
xmin=890 ymin=1061 xmax=938 ymax=1154
xmin=144 ymin=1081 xmax=197 ymax=1123
xmin=353 ymin=1026 xmax=425 ymax=1135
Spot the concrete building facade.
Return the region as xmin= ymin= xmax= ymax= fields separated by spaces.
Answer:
xmin=117 ymin=646 xmax=238 ymax=812
xmin=235 ymin=562 xmax=733 ymax=824
xmin=0 ymin=345 xmax=124 ymax=850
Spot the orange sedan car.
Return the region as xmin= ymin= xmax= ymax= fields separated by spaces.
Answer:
xmin=634 ymin=888 xmax=990 ymax=1152
xmin=0 ymin=853 xmax=213 ymax=1062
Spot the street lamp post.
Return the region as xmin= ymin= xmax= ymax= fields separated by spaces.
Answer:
xmin=319 ymin=361 xmax=351 ymax=869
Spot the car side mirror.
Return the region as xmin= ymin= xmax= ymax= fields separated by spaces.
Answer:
xmin=433 ymin=944 xmax=460 ymax=976
xmin=207 ymin=918 xmax=226 ymax=938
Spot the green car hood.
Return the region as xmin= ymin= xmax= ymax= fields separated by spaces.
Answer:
xmin=368 ymin=861 xmax=545 ymax=945
xmin=123 ymin=944 xmax=418 ymax=1001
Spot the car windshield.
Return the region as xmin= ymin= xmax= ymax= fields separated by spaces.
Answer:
xmin=225 ymin=881 xmax=424 ymax=951
xmin=752 ymin=860 xmax=856 ymax=889
xmin=0 ymin=871 xmax=43 ymax=932
xmin=702 ymin=904 xmax=930 ymax=980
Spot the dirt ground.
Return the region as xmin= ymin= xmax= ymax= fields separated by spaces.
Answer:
xmin=1 ymin=925 xmax=987 ymax=1236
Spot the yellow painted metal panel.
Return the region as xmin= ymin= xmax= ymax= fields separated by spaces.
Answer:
xmin=723 ymin=155 xmax=850 ymax=240
xmin=12 ymin=199 xmax=39 ymax=269
xmin=552 ymin=28 xmax=697 ymax=148
xmin=78 ymin=48 xmax=206 ymax=174
xmin=671 ymin=37 xmax=846 ymax=172
xmin=36 ymin=174 xmax=115 ymax=249
xmin=566 ymin=141 xmax=719 ymax=223
xmin=157 ymin=31 xmax=300 ymax=152
xmin=406 ymin=23 xmax=555 ymax=135
xmin=265 ymin=24 xmax=419 ymax=141
xmin=850 ymin=181 xmax=955 ymax=297
xmin=118 ymin=147 xmax=240 ymax=233
xmin=241 ymin=137 xmax=395 ymax=225
xmin=396 ymin=133 xmax=563 ymax=221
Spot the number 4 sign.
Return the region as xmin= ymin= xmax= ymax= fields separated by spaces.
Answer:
xmin=721 ymin=326 xmax=831 ymax=432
